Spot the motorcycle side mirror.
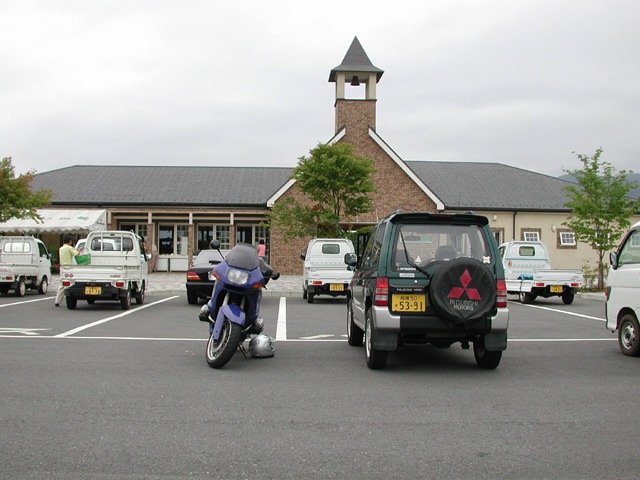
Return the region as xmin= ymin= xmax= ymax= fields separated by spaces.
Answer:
xmin=272 ymin=271 xmax=280 ymax=280
xmin=210 ymin=239 xmax=221 ymax=250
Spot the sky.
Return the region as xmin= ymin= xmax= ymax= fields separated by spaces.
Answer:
xmin=2 ymin=0 xmax=638 ymax=178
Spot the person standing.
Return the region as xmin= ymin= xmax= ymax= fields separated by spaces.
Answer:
xmin=55 ymin=235 xmax=80 ymax=306
xmin=257 ymin=239 xmax=266 ymax=259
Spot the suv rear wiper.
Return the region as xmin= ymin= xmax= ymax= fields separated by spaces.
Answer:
xmin=399 ymin=231 xmax=432 ymax=278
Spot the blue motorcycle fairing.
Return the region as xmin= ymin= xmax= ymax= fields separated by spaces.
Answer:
xmin=212 ymin=303 xmax=246 ymax=340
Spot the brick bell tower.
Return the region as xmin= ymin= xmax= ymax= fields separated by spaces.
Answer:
xmin=329 ymin=37 xmax=384 ymax=137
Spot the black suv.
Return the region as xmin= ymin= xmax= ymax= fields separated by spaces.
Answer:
xmin=344 ymin=212 xmax=509 ymax=369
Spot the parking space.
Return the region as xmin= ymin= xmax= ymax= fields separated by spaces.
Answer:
xmin=1 ymin=288 xmax=611 ymax=346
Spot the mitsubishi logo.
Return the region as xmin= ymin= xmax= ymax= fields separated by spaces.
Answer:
xmin=447 ymin=269 xmax=481 ymax=300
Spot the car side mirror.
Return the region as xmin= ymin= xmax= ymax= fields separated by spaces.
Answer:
xmin=610 ymin=251 xmax=618 ymax=270
xmin=300 ymin=253 xmax=306 ymax=261
xmin=344 ymin=252 xmax=357 ymax=266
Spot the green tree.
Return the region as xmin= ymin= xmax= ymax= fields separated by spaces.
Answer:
xmin=268 ymin=143 xmax=376 ymax=241
xmin=563 ymin=148 xmax=639 ymax=289
xmin=0 ymin=157 xmax=52 ymax=223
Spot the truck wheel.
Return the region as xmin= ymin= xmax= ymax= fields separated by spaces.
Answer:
xmin=15 ymin=279 xmax=26 ymax=297
xmin=0 ymin=286 xmax=9 ymax=295
xmin=618 ymin=314 xmax=640 ymax=356
xmin=473 ymin=336 xmax=502 ymax=369
xmin=561 ymin=291 xmax=574 ymax=305
xmin=347 ymin=299 xmax=364 ymax=346
xmin=365 ymin=310 xmax=387 ymax=369
xmin=120 ymin=289 xmax=131 ymax=310
xmin=135 ymin=285 xmax=145 ymax=305
xmin=38 ymin=277 xmax=48 ymax=294
xmin=519 ymin=291 xmax=534 ymax=304
xmin=66 ymin=297 xmax=77 ymax=310
xmin=307 ymin=291 xmax=314 ymax=304
xmin=302 ymin=286 xmax=307 ymax=299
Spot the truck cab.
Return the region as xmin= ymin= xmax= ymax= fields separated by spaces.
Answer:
xmin=0 ymin=236 xmax=52 ymax=296
xmin=60 ymin=230 xmax=148 ymax=310
xmin=300 ymin=238 xmax=355 ymax=303
xmin=606 ymin=221 xmax=640 ymax=356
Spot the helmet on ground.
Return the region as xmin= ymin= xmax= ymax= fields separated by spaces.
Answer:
xmin=248 ymin=335 xmax=275 ymax=358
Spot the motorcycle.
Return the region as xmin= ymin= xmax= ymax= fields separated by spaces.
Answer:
xmin=198 ymin=240 xmax=280 ymax=368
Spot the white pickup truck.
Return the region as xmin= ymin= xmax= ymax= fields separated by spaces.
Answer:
xmin=300 ymin=238 xmax=355 ymax=304
xmin=60 ymin=230 xmax=148 ymax=310
xmin=499 ymin=241 xmax=583 ymax=304
xmin=0 ymin=236 xmax=52 ymax=296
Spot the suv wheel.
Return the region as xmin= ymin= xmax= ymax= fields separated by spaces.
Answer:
xmin=365 ymin=310 xmax=387 ymax=369
xmin=429 ymin=257 xmax=497 ymax=325
xmin=347 ymin=299 xmax=363 ymax=346
xmin=473 ymin=336 xmax=502 ymax=369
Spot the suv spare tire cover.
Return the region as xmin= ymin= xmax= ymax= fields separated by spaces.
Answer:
xmin=429 ymin=257 xmax=497 ymax=325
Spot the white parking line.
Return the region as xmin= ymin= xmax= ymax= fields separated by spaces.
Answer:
xmin=0 ymin=297 xmax=54 ymax=308
xmin=275 ymin=297 xmax=287 ymax=341
xmin=54 ymin=296 xmax=179 ymax=337
xmin=519 ymin=303 xmax=606 ymax=322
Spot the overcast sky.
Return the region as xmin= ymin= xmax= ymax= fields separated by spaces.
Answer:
xmin=2 ymin=0 xmax=638 ymax=178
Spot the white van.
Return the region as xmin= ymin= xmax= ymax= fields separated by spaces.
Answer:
xmin=300 ymin=238 xmax=355 ymax=303
xmin=606 ymin=221 xmax=640 ymax=355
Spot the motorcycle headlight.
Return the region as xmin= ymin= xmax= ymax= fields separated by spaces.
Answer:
xmin=227 ymin=268 xmax=249 ymax=285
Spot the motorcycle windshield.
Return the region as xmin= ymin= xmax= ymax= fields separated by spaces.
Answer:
xmin=224 ymin=242 xmax=260 ymax=271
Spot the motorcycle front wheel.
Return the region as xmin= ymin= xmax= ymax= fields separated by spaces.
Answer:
xmin=206 ymin=318 xmax=242 ymax=369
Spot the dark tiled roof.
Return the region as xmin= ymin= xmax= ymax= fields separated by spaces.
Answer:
xmin=32 ymin=166 xmax=293 ymax=207
xmin=406 ymin=161 xmax=574 ymax=211
xmin=329 ymin=36 xmax=384 ymax=82
xmin=32 ymin=162 xmax=574 ymax=212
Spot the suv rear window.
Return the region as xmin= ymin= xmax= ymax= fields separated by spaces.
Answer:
xmin=392 ymin=223 xmax=491 ymax=271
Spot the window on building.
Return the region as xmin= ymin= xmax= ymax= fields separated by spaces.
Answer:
xmin=523 ymin=231 xmax=540 ymax=242
xmin=176 ymin=224 xmax=189 ymax=255
xmin=559 ymin=231 xmax=576 ymax=246
xmin=492 ymin=228 xmax=504 ymax=246
xmin=255 ymin=225 xmax=269 ymax=247
xmin=120 ymin=223 xmax=148 ymax=240
xmin=216 ymin=225 xmax=230 ymax=249
xmin=197 ymin=225 xmax=213 ymax=251
xmin=158 ymin=225 xmax=174 ymax=254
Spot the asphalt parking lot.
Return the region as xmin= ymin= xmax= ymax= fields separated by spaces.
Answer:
xmin=2 ymin=287 xmax=640 ymax=479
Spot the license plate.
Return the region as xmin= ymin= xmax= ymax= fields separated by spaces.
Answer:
xmin=330 ymin=284 xmax=344 ymax=292
xmin=85 ymin=286 xmax=102 ymax=295
xmin=550 ymin=285 xmax=563 ymax=293
xmin=392 ymin=294 xmax=426 ymax=312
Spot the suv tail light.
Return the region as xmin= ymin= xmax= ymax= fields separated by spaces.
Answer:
xmin=374 ymin=277 xmax=389 ymax=306
xmin=496 ymin=279 xmax=507 ymax=308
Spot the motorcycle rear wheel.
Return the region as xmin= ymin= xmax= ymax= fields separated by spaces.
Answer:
xmin=206 ymin=318 xmax=242 ymax=368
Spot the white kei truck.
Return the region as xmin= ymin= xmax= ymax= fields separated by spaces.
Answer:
xmin=60 ymin=230 xmax=148 ymax=310
xmin=499 ymin=240 xmax=583 ymax=304
xmin=300 ymin=238 xmax=355 ymax=304
xmin=0 ymin=236 xmax=52 ymax=297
